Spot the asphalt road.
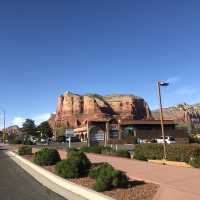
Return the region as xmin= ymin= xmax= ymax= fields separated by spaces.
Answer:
xmin=0 ymin=148 xmax=67 ymax=200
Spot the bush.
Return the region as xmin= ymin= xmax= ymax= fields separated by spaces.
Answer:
xmin=68 ymin=150 xmax=91 ymax=172
xmin=23 ymin=140 xmax=34 ymax=145
xmin=134 ymin=144 xmax=163 ymax=161
xmin=111 ymin=170 xmax=129 ymax=188
xmin=132 ymin=137 xmax=138 ymax=144
xmin=134 ymin=144 xmax=200 ymax=163
xmin=33 ymin=148 xmax=61 ymax=166
xmin=189 ymin=156 xmax=200 ymax=168
xmin=113 ymin=150 xmax=130 ymax=158
xmin=10 ymin=138 xmax=22 ymax=144
xmin=56 ymin=150 xmax=91 ymax=178
xmin=80 ymin=146 xmax=103 ymax=154
xmin=66 ymin=147 xmax=79 ymax=154
xmin=80 ymin=145 xmax=130 ymax=158
xmin=18 ymin=146 xmax=32 ymax=155
xmin=55 ymin=159 xmax=80 ymax=178
xmin=89 ymin=163 xmax=128 ymax=192
xmin=89 ymin=163 xmax=113 ymax=179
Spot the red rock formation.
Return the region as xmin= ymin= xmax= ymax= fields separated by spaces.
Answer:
xmin=50 ymin=92 xmax=152 ymax=129
xmin=152 ymin=103 xmax=200 ymax=125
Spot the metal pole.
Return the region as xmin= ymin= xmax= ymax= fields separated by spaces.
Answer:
xmin=0 ymin=107 xmax=6 ymax=144
xmin=69 ymin=137 xmax=71 ymax=149
xmin=3 ymin=110 xmax=5 ymax=143
xmin=87 ymin=121 xmax=90 ymax=147
xmin=157 ymin=81 xmax=167 ymax=160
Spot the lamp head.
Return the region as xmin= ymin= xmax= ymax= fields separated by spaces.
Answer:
xmin=159 ymin=81 xmax=169 ymax=86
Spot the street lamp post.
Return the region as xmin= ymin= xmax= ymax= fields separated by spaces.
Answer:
xmin=0 ymin=108 xmax=6 ymax=143
xmin=157 ymin=81 xmax=169 ymax=160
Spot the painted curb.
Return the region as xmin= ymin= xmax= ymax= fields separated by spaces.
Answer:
xmin=6 ymin=151 xmax=114 ymax=200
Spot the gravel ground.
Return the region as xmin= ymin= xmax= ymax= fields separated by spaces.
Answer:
xmin=69 ymin=177 xmax=158 ymax=200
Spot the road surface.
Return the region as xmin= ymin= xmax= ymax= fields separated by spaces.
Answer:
xmin=0 ymin=147 xmax=66 ymax=200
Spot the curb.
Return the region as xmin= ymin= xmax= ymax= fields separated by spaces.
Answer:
xmin=6 ymin=151 xmax=114 ymax=200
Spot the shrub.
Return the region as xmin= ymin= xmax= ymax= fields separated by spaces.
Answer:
xmin=10 ymin=138 xmax=22 ymax=144
xmin=56 ymin=150 xmax=91 ymax=178
xmin=66 ymin=147 xmax=79 ymax=154
xmin=23 ymin=140 xmax=34 ymax=145
xmin=113 ymin=150 xmax=130 ymax=158
xmin=132 ymin=136 xmax=138 ymax=144
xmin=89 ymin=163 xmax=128 ymax=192
xmin=55 ymin=159 xmax=80 ymax=178
xmin=100 ymin=146 xmax=113 ymax=155
xmin=134 ymin=144 xmax=200 ymax=163
xmin=18 ymin=146 xmax=32 ymax=155
xmin=80 ymin=146 xmax=102 ymax=154
xmin=68 ymin=150 xmax=91 ymax=173
xmin=134 ymin=144 xmax=163 ymax=161
xmin=89 ymin=163 xmax=113 ymax=179
xmin=80 ymin=145 xmax=131 ymax=158
xmin=166 ymin=144 xmax=200 ymax=163
xmin=189 ymin=156 xmax=200 ymax=168
xmin=93 ymin=164 xmax=115 ymax=191
xmin=33 ymin=148 xmax=61 ymax=166
xmin=111 ymin=170 xmax=128 ymax=188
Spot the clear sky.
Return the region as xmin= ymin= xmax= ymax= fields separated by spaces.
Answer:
xmin=1 ymin=0 xmax=200 ymax=128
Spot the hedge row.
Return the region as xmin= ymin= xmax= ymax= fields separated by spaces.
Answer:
xmin=79 ymin=146 xmax=130 ymax=158
xmin=134 ymin=144 xmax=200 ymax=163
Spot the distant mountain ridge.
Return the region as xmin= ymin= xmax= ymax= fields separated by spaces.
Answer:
xmin=152 ymin=103 xmax=200 ymax=125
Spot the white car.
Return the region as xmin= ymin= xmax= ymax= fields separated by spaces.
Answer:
xmin=156 ymin=136 xmax=176 ymax=144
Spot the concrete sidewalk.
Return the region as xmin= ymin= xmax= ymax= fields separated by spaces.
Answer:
xmin=14 ymin=146 xmax=200 ymax=200
xmin=86 ymin=154 xmax=200 ymax=200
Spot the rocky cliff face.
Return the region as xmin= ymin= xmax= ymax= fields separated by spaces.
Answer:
xmin=152 ymin=103 xmax=200 ymax=125
xmin=50 ymin=92 xmax=152 ymax=128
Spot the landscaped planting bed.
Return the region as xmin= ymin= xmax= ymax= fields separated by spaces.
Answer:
xmin=69 ymin=177 xmax=158 ymax=200
xmin=18 ymin=145 xmax=32 ymax=155
xmin=21 ymin=147 xmax=158 ymax=200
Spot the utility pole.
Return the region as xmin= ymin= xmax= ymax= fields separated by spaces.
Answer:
xmin=157 ymin=81 xmax=169 ymax=160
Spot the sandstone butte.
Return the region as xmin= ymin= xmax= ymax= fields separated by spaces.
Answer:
xmin=49 ymin=91 xmax=152 ymax=129
xmin=153 ymin=103 xmax=200 ymax=127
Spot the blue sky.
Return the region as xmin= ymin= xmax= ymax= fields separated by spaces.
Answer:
xmin=1 ymin=0 xmax=200 ymax=128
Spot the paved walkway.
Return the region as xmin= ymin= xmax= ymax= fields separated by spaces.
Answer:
xmin=86 ymin=153 xmax=200 ymax=200
xmin=56 ymin=149 xmax=200 ymax=200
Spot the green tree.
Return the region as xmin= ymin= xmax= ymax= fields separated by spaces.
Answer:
xmin=56 ymin=126 xmax=66 ymax=136
xmin=37 ymin=121 xmax=53 ymax=138
xmin=55 ymin=124 xmax=66 ymax=138
xmin=22 ymin=119 xmax=37 ymax=137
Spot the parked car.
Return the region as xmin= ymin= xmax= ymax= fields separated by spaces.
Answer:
xmin=28 ymin=136 xmax=38 ymax=144
xmin=156 ymin=136 xmax=176 ymax=144
xmin=40 ymin=138 xmax=50 ymax=144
